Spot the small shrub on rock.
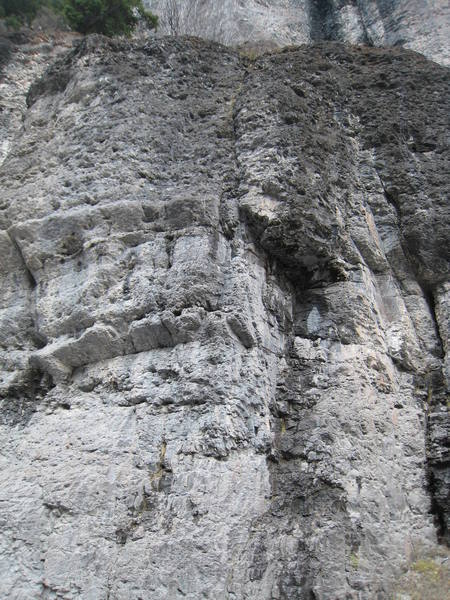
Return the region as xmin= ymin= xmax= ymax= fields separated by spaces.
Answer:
xmin=63 ymin=0 xmax=158 ymax=36
xmin=0 ymin=0 xmax=40 ymax=25
xmin=0 ymin=0 xmax=158 ymax=35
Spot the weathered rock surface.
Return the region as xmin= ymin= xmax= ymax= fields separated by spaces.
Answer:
xmin=0 ymin=34 xmax=449 ymax=599
xmin=146 ymin=0 xmax=450 ymax=65
xmin=0 ymin=30 xmax=80 ymax=167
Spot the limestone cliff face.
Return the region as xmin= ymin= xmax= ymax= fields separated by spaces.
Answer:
xmin=0 ymin=32 xmax=449 ymax=600
xmin=146 ymin=0 xmax=450 ymax=65
xmin=0 ymin=30 xmax=80 ymax=167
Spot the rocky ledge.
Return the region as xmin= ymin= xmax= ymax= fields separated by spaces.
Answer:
xmin=0 ymin=35 xmax=449 ymax=599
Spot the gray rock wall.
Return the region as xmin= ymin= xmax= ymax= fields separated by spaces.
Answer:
xmin=145 ymin=0 xmax=450 ymax=65
xmin=0 ymin=30 xmax=80 ymax=168
xmin=0 ymin=35 xmax=448 ymax=599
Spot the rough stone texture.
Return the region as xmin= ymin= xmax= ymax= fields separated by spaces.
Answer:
xmin=0 ymin=30 xmax=80 ymax=167
xmin=0 ymin=34 xmax=449 ymax=599
xmin=146 ymin=0 xmax=450 ymax=65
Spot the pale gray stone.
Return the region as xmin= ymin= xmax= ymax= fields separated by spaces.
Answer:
xmin=146 ymin=0 xmax=450 ymax=65
xmin=0 ymin=15 xmax=448 ymax=600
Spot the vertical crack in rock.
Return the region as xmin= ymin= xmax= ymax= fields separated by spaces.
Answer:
xmin=376 ymin=161 xmax=448 ymax=540
xmin=425 ymin=285 xmax=450 ymax=543
xmin=309 ymin=0 xmax=370 ymax=44
xmin=426 ymin=405 xmax=449 ymax=544
xmin=0 ymin=230 xmax=50 ymax=425
xmin=6 ymin=231 xmax=37 ymax=289
xmin=422 ymin=288 xmax=445 ymax=360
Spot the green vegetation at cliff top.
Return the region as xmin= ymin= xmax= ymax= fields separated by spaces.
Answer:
xmin=0 ymin=0 xmax=158 ymax=36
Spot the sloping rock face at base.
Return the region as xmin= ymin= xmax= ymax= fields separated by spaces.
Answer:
xmin=0 ymin=36 xmax=449 ymax=599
